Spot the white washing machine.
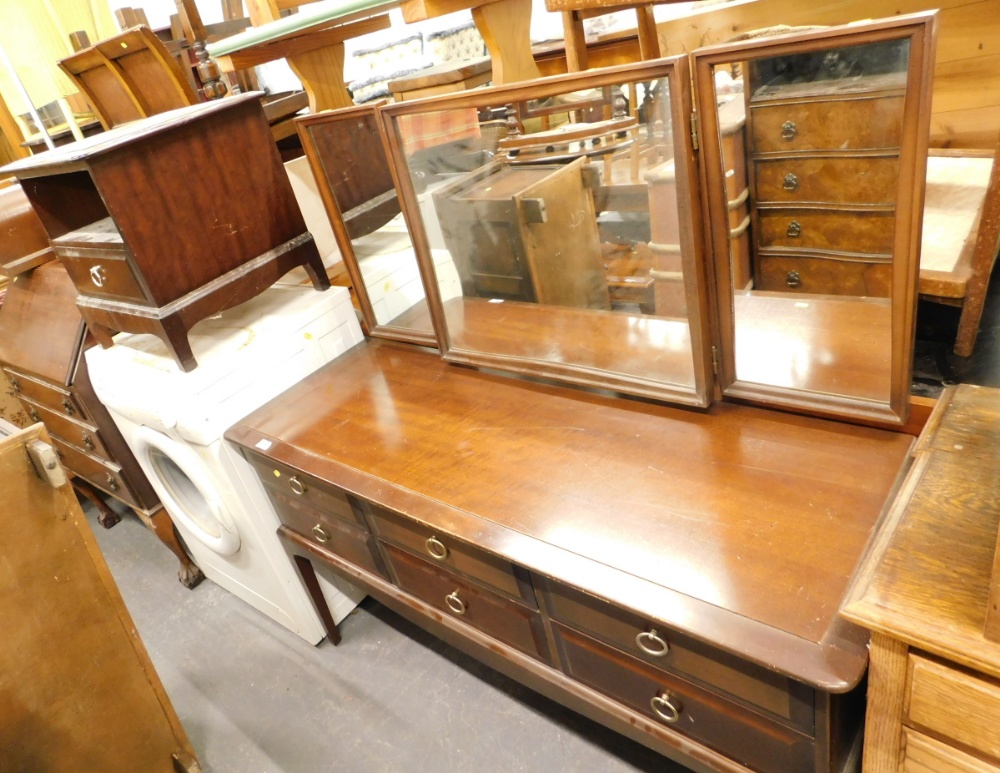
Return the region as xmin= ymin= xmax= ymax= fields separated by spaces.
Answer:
xmin=86 ymin=284 xmax=366 ymax=644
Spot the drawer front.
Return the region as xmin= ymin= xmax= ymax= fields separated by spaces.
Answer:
xmin=756 ymin=209 xmax=895 ymax=255
xmin=907 ymin=653 xmax=1000 ymax=763
xmin=552 ymin=623 xmax=814 ymax=773
xmin=245 ymin=452 xmax=367 ymax=528
xmin=757 ymin=255 xmax=892 ymax=297
xmin=540 ymin=578 xmax=811 ymax=730
xmin=382 ymin=542 xmax=550 ymax=664
xmin=750 ymin=95 xmax=904 ymax=154
xmin=2 ymin=368 xmax=90 ymax=423
xmin=753 ymin=156 xmax=899 ymax=205
xmin=22 ymin=398 xmax=110 ymax=459
xmin=58 ymin=250 xmax=148 ymax=304
xmin=369 ymin=504 xmax=532 ymax=606
xmin=271 ymin=489 xmax=387 ymax=579
xmin=902 ymin=727 xmax=1000 ymax=773
xmin=52 ymin=436 xmax=138 ymax=508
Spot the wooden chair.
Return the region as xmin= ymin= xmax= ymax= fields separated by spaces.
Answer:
xmin=58 ymin=26 xmax=198 ymax=130
xmin=920 ymin=129 xmax=1000 ymax=357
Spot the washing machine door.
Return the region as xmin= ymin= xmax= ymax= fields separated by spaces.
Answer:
xmin=131 ymin=425 xmax=241 ymax=556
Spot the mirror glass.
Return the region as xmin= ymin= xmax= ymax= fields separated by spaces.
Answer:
xmin=297 ymin=105 xmax=436 ymax=344
xmin=382 ymin=61 xmax=712 ymax=405
xmin=703 ymin=30 xmax=921 ymax=419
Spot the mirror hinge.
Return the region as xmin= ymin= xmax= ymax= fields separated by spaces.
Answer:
xmin=711 ymin=345 xmax=719 ymax=375
xmin=690 ymin=112 xmax=699 ymax=151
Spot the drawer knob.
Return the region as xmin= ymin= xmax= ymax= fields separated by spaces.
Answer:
xmin=89 ymin=265 xmax=107 ymax=288
xmin=61 ymin=397 xmax=75 ymax=415
xmin=82 ymin=432 xmax=95 ymax=450
xmin=312 ymin=524 xmax=330 ymax=543
xmin=444 ymin=591 xmax=466 ymax=616
xmin=782 ymin=173 xmax=799 ymax=192
xmin=786 ymin=270 xmax=802 ymax=288
xmin=105 ymin=474 xmax=119 ymax=492
xmin=288 ymin=476 xmax=307 ymax=496
xmin=650 ymin=692 xmax=683 ymax=724
xmin=780 ymin=120 xmax=797 ymax=140
xmin=425 ymin=536 xmax=449 ymax=561
xmin=9 ymin=376 xmax=20 ymax=393
xmin=635 ymin=629 xmax=669 ymax=657
xmin=28 ymin=409 xmax=40 ymax=423
xmin=786 ymin=220 xmax=802 ymax=238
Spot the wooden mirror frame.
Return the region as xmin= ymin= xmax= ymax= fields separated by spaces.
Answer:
xmin=692 ymin=12 xmax=937 ymax=426
xmin=378 ymin=57 xmax=716 ymax=407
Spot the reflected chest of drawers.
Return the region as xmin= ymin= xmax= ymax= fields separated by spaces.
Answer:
xmin=227 ymin=339 xmax=918 ymax=773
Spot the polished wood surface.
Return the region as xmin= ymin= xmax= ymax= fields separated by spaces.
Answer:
xmin=228 ymin=339 xmax=912 ymax=687
xmin=0 ymin=183 xmax=52 ymax=278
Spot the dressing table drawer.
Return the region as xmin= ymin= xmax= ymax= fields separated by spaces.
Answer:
xmin=52 ymin=436 xmax=137 ymax=508
xmin=246 ymin=452 xmax=367 ymax=528
xmin=753 ymin=156 xmax=899 ymax=205
xmin=270 ymin=488 xmax=387 ymax=579
xmin=1 ymin=367 xmax=90 ymax=422
xmin=756 ymin=209 xmax=894 ymax=255
xmin=551 ymin=622 xmax=815 ymax=773
xmin=22 ymin=398 xmax=110 ymax=459
xmin=369 ymin=504 xmax=533 ymax=606
xmin=757 ymin=254 xmax=892 ymax=296
xmin=749 ymin=95 xmax=904 ymax=154
xmin=382 ymin=542 xmax=550 ymax=663
xmin=540 ymin=578 xmax=812 ymax=731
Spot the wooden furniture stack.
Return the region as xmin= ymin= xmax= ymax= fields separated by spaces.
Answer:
xmin=842 ymin=384 xmax=1000 ymax=771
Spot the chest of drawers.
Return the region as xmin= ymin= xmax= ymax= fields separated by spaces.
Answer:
xmin=227 ymin=339 xmax=918 ymax=773
xmin=745 ymin=59 xmax=907 ymax=297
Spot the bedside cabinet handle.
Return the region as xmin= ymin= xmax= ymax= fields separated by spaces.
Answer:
xmin=89 ymin=265 xmax=107 ymax=288
xmin=82 ymin=432 xmax=95 ymax=450
xmin=445 ymin=591 xmax=466 ymax=616
xmin=635 ymin=629 xmax=669 ymax=657
xmin=312 ymin=524 xmax=330 ymax=543
xmin=782 ymin=173 xmax=799 ymax=191
xmin=780 ymin=120 xmax=797 ymax=140
xmin=9 ymin=376 xmax=20 ymax=393
xmin=786 ymin=220 xmax=802 ymax=238
xmin=288 ymin=476 xmax=307 ymax=496
xmin=61 ymin=397 xmax=75 ymax=415
xmin=786 ymin=271 xmax=802 ymax=288
xmin=650 ymin=692 xmax=682 ymax=724
xmin=105 ymin=474 xmax=119 ymax=492
xmin=425 ymin=536 xmax=449 ymax=560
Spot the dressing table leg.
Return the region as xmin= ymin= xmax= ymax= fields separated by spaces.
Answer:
xmin=294 ymin=554 xmax=342 ymax=645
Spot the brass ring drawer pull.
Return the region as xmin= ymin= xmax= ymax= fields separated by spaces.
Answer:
xmin=780 ymin=120 xmax=797 ymax=140
xmin=61 ymin=397 xmax=75 ymax=415
xmin=786 ymin=220 xmax=802 ymax=238
xmin=782 ymin=173 xmax=799 ymax=191
xmin=650 ymin=692 xmax=682 ymax=724
xmin=425 ymin=536 xmax=449 ymax=560
xmin=289 ymin=475 xmax=307 ymax=496
xmin=786 ymin=270 xmax=802 ymax=288
xmin=312 ymin=524 xmax=330 ymax=543
xmin=635 ymin=629 xmax=669 ymax=657
xmin=445 ymin=591 xmax=466 ymax=616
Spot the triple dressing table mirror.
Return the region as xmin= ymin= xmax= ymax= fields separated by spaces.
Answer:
xmin=693 ymin=15 xmax=936 ymax=425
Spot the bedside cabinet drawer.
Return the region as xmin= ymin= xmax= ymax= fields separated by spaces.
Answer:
xmin=756 ymin=209 xmax=894 ymax=255
xmin=382 ymin=542 xmax=550 ymax=664
xmin=749 ymin=95 xmax=904 ymax=154
xmin=906 ymin=654 xmax=1000 ymax=763
xmin=757 ymin=255 xmax=892 ymax=297
xmin=271 ymin=489 xmax=387 ymax=579
xmin=22 ymin=398 xmax=110 ymax=459
xmin=52 ymin=436 xmax=138 ymax=508
xmin=902 ymin=728 xmax=1000 ymax=773
xmin=246 ymin=452 xmax=367 ymax=528
xmin=753 ymin=156 xmax=899 ymax=205
xmin=370 ymin=504 xmax=533 ymax=606
xmin=552 ymin=623 xmax=814 ymax=773
xmin=57 ymin=249 xmax=148 ymax=304
xmin=539 ymin=578 xmax=811 ymax=731
xmin=2 ymin=368 xmax=90 ymax=422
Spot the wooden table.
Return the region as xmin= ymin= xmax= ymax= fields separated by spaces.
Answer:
xmin=228 ymin=338 xmax=916 ymax=773
xmin=842 ymin=384 xmax=1000 ymax=772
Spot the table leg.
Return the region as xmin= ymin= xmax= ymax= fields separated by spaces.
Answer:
xmin=287 ymin=44 xmax=354 ymax=114
xmin=473 ymin=0 xmax=542 ymax=84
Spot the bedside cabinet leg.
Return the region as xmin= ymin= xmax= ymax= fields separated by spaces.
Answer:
xmin=149 ymin=509 xmax=205 ymax=589
xmin=72 ymin=478 xmax=121 ymax=529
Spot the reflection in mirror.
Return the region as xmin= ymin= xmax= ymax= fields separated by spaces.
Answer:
xmin=384 ymin=62 xmax=711 ymax=405
xmin=297 ymin=104 xmax=437 ymax=343
xmin=711 ymin=35 xmax=911 ymax=408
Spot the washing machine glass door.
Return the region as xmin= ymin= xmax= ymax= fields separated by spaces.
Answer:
xmin=132 ymin=426 xmax=241 ymax=556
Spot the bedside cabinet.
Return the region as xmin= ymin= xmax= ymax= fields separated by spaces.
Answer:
xmin=842 ymin=384 xmax=1000 ymax=772
xmin=1 ymin=93 xmax=329 ymax=372
xmin=0 ymin=261 xmax=204 ymax=588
